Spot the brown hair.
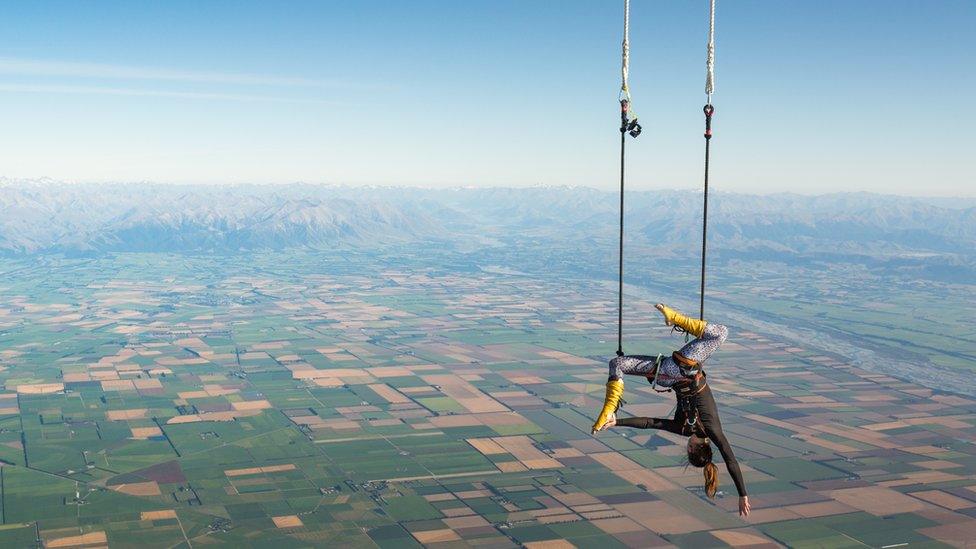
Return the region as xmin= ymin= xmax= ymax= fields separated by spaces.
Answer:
xmin=687 ymin=437 xmax=719 ymax=498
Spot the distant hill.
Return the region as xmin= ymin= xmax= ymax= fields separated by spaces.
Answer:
xmin=0 ymin=183 xmax=439 ymax=254
xmin=413 ymin=187 xmax=976 ymax=255
xmin=1 ymin=183 xmax=974 ymax=272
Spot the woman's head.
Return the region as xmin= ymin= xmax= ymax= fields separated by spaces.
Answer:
xmin=687 ymin=435 xmax=719 ymax=498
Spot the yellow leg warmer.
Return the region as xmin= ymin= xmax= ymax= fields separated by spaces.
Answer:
xmin=657 ymin=304 xmax=707 ymax=338
xmin=592 ymin=379 xmax=624 ymax=434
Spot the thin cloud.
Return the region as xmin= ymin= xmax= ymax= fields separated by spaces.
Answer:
xmin=0 ymin=83 xmax=345 ymax=104
xmin=0 ymin=57 xmax=366 ymax=89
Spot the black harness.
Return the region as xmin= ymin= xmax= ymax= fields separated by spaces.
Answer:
xmin=647 ymin=351 xmax=708 ymax=435
xmin=647 ymin=352 xmax=708 ymax=393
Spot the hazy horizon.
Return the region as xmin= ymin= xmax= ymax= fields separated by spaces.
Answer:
xmin=4 ymin=177 xmax=976 ymax=201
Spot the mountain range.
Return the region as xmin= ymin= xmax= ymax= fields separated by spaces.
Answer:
xmin=1 ymin=182 xmax=974 ymax=274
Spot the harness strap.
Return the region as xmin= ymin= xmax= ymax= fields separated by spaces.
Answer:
xmin=672 ymin=351 xmax=702 ymax=377
xmin=646 ymin=355 xmax=707 ymax=393
xmin=674 ymin=372 xmax=708 ymax=398
xmin=672 ymin=351 xmax=700 ymax=368
xmin=679 ymin=396 xmax=703 ymax=435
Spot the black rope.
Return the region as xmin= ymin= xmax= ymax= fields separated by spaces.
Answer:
xmin=699 ymin=104 xmax=714 ymax=321
xmin=615 ymin=100 xmax=641 ymax=357
xmin=617 ymin=100 xmax=628 ymax=357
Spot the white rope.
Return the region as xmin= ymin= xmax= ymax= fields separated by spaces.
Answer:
xmin=648 ymin=354 xmax=664 ymax=391
xmin=621 ymin=0 xmax=630 ymax=97
xmin=705 ymin=0 xmax=716 ymax=101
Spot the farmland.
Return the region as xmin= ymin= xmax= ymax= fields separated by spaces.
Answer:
xmin=0 ymin=251 xmax=973 ymax=547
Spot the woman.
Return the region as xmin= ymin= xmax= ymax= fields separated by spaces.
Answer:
xmin=592 ymin=303 xmax=751 ymax=517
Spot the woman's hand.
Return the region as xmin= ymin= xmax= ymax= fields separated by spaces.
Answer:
xmin=738 ymin=496 xmax=751 ymax=517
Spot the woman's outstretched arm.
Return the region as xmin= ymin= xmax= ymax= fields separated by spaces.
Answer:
xmin=700 ymin=415 xmax=747 ymax=497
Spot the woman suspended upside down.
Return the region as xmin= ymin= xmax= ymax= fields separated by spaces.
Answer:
xmin=592 ymin=304 xmax=751 ymax=517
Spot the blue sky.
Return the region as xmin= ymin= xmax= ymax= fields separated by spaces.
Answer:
xmin=0 ymin=1 xmax=972 ymax=195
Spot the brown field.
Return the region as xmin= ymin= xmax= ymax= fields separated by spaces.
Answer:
xmin=522 ymin=540 xmax=575 ymax=549
xmin=106 ymin=408 xmax=148 ymax=420
xmin=231 ymin=399 xmax=272 ymax=411
xmin=412 ymin=529 xmax=461 ymax=544
xmin=466 ymin=438 xmax=506 ymax=455
xmin=829 ymin=486 xmax=930 ymax=515
xmin=13 ymin=383 xmax=64 ymax=394
xmin=272 ymin=515 xmax=304 ymax=528
xmin=111 ymin=481 xmax=162 ymax=497
xmin=492 ymin=435 xmax=562 ymax=469
xmin=711 ymin=528 xmax=778 ymax=547
xmin=225 ymin=464 xmax=296 ymax=477
xmin=368 ymin=383 xmax=411 ymax=404
xmin=129 ymin=426 xmax=163 ymax=439
xmin=133 ymin=378 xmax=163 ymax=390
xmin=45 ymin=531 xmax=108 ymax=548
xmin=100 ymin=379 xmax=136 ymax=391
xmin=140 ymin=510 xmax=178 ymax=521
xmin=62 ymin=373 xmax=92 ymax=382
xmin=166 ymin=409 xmax=262 ymax=424
xmin=421 ymin=374 xmax=508 ymax=413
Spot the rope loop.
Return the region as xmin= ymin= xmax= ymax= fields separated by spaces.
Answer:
xmin=705 ymin=0 xmax=716 ymax=97
xmin=621 ymin=0 xmax=631 ymax=93
xmin=618 ymin=87 xmax=632 ymax=105
xmin=620 ymin=100 xmax=641 ymax=138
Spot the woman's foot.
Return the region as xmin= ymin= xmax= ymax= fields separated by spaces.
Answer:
xmin=655 ymin=303 xmax=707 ymax=338
xmin=596 ymin=412 xmax=617 ymax=432
xmin=655 ymin=303 xmax=671 ymax=326
xmin=592 ymin=379 xmax=624 ymax=434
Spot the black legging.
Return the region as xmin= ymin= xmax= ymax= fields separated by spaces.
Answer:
xmin=616 ymin=384 xmax=747 ymax=497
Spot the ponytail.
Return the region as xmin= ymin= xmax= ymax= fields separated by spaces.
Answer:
xmin=687 ymin=436 xmax=719 ymax=498
xmin=703 ymin=461 xmax=719 ymax=498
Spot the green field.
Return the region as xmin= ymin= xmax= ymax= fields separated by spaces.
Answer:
xmin=0 ymin=251 xmax=972 ymax=547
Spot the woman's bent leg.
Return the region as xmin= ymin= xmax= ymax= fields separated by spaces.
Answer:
xmin=676 ymin=324 xmax=728 ymax=364
xmin=608 ymin=355 xmax=660 ymax=380
xmin=595 ymin=354 xmax=657 ymax=434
